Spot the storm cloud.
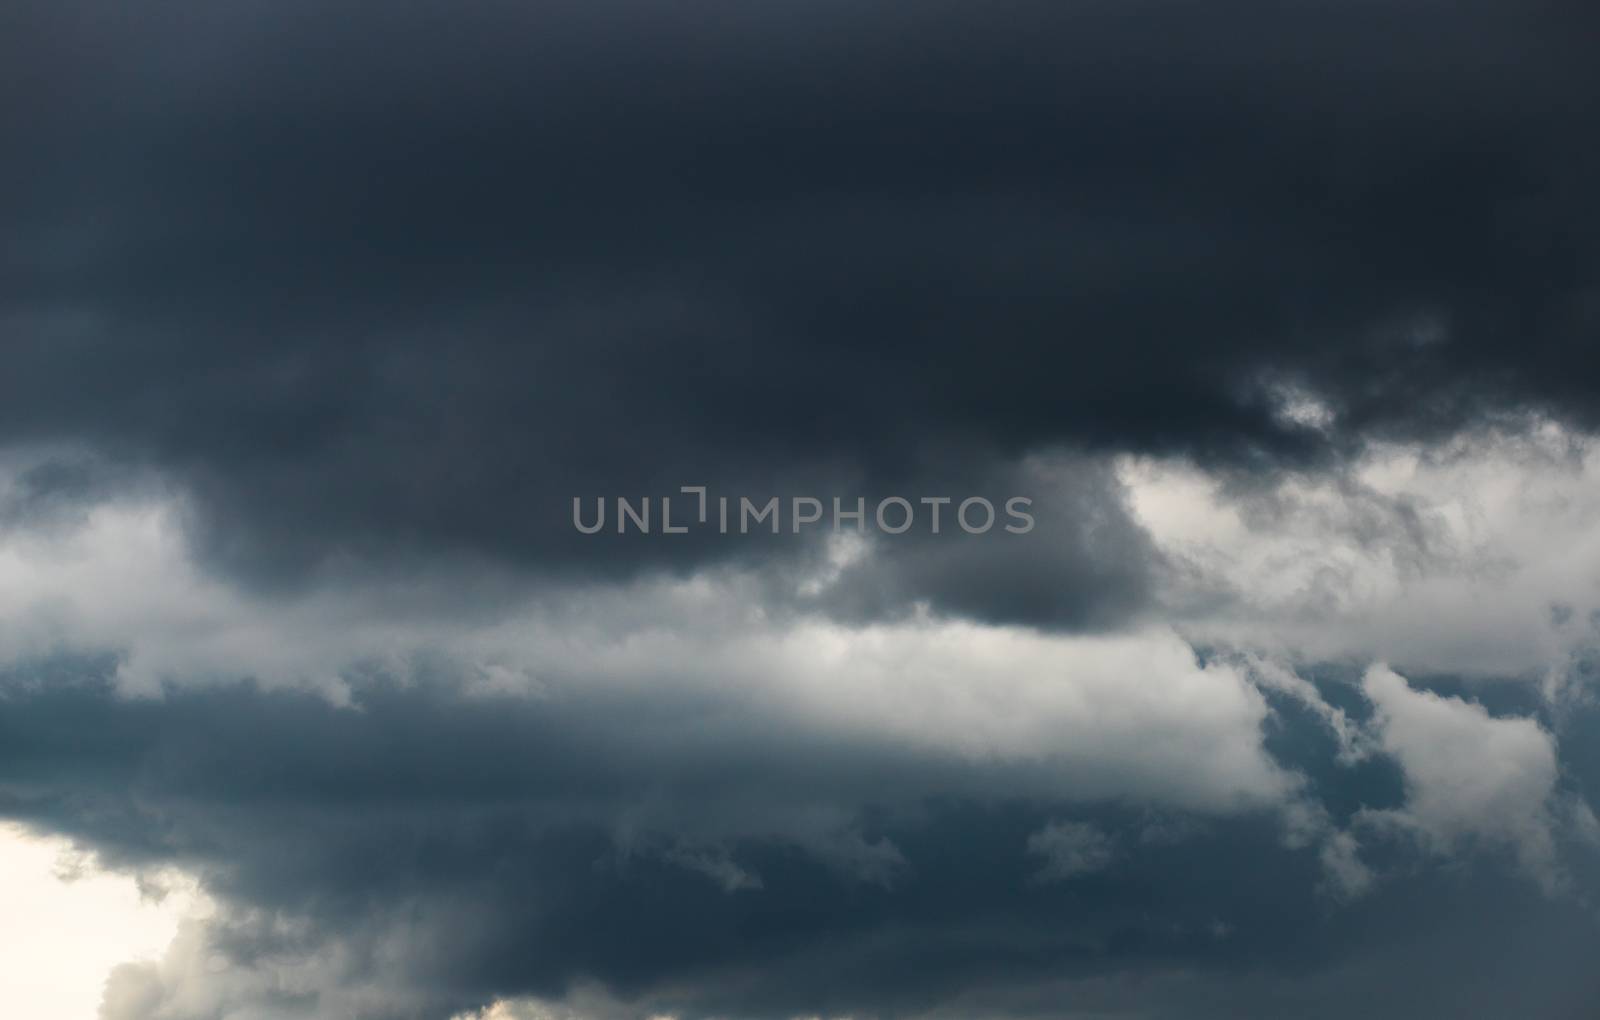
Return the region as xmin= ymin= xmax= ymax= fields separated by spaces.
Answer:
xmin=3 ymin=2 xmax=1600 ymax=1018
xmin=4 ymin=0 xmax=1599 ymax=590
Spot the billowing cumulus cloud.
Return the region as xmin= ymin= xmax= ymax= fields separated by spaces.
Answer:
xmin=1359 ymin=664 xmax=1578 ymax=890
xmin=3 ymin=1 xmax=1600 ymax=1018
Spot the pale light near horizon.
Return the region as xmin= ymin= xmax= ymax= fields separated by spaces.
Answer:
xmin=0 ymin=822 xmax=201 ymax=1020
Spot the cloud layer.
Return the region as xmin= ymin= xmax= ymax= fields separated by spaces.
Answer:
xmin=4 ymin=2 xmax=1600 ymax=1018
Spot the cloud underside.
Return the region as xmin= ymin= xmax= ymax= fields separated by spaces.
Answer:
xmin=4 ymin=1 xmax=1600 ymax=1018
xmin=4 ymin=1 xmax=1599 ymax=592
xmin=5 ymin=643 xmax=1599 ymax=1020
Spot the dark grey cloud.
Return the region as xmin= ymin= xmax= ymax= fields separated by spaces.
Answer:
xmin=2 ymin=0 xmax=1598 ymax=616
xmin=0 ymin=455 xmax=122 ymax=530
xmin=807 ymin=455 xmax=1157 ymax=628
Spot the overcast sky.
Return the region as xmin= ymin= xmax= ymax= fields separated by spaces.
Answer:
xmin=4 ymin=2 xmax=1600 ymax=1018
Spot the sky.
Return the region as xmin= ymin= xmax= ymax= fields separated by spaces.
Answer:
xmin=3 ymin=1 xmax=1600 ymax=1018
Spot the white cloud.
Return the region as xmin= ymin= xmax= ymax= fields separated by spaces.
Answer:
xmin=0 ymin=466 xmax=1298 ymax=819
xmin=1123 ymin=424 xmax=1600 ymax=681
xmin=100 ymin=916 xmax=401 ymax=1020
xmin=1358 ymin=665 xmax=1567 ymax=889
xmin=450 ymin=989 xmax=675 ymax=1020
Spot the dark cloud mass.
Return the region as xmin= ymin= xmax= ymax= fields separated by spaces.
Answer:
xmin=3 ymin=0 xmax=1598 ymax=592
xmin=4 ymin=2 xmax=1600 ymax=1019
